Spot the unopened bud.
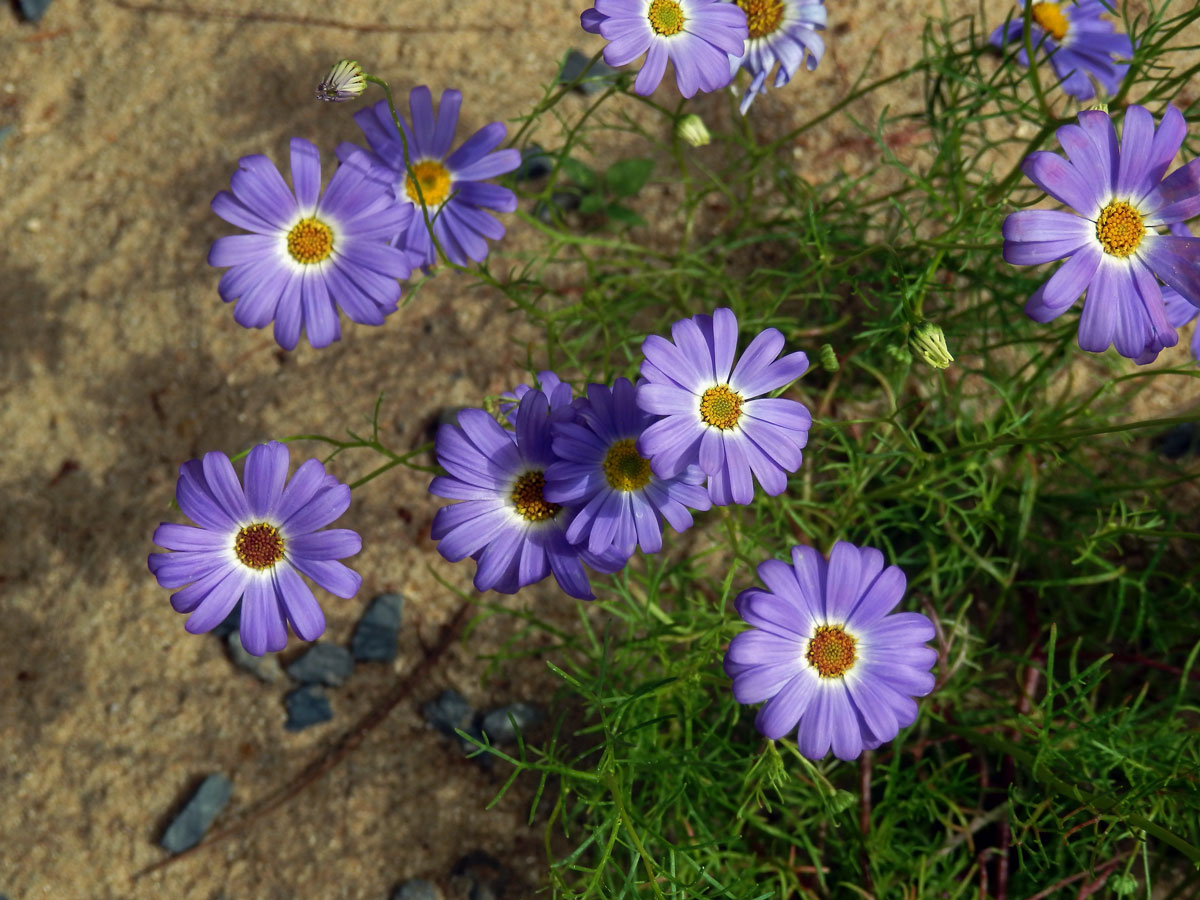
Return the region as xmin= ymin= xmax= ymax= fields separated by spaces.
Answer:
xmin=909 ymin=320 xmax=953 ymax=369
xmin=316 ymin=60 xmax=366 ymax=102
xmin=1107 ymin=874 xmax=1137 ymax=895
xmin=677 ymin=113 xmax=711 ymax=148
xmin=818 ymin=343 xmax=839 ymax=372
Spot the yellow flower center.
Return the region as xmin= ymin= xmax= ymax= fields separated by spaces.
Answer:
xmin=234 ymin=523 xmax=285 ymax=570
xmin=1095 ymin=200 xmax=1144 ymax=258
xmin=405 ymin=159 xmax=452 ymax=208
xmin=286 ymin=217 xmax=334 ymax=265
xmin=806 ymin=625 xmax=858 ymax=678
xmin=602 ymin=439 xmax=653 ymax=492
xmin=648 ymin=0 xmax=685 ymax=36
xmin=736 ymin=0 xmax=786 ymax=40
xmin=1031 ymin=2 xmax=1069 ymax=41
xmin=699 ymin=384 xmax=743 ymax=430
xmin=510 ymin=470 xmax=561 ymax=523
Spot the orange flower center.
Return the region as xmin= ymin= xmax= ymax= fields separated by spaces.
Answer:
xmin=602 ymin=439 xmax=653 ymax=492
xmin=234 ymin=523 xmax=285 ymax=570
xmin=699 ymin=384 xmax=743 ymax=430
xmin=806 ymin=625 xmax=858 ymax=678
xmin=510 ymin=471 xmax=560 ymax=522
xmin=405 ymin=159 xmax=452 ymax=208
xmin=736 ymin=0 xmax=786 ymax=40
xmin=648 ymin=0 xmax=685 ymax=36
xmin=1095 ymin=200 xmax=1144 ymax=258
xmin=1031 ymin=2 xmax=1069 ymax=41
xmin=286 ymin=217 xmax=334 ymax=264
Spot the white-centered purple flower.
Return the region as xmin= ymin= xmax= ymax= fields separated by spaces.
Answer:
xmin=1002 ymin=105 xmax=1200 ymax=360
xmin=724 ymin=542 xmax=937 ymax=761
xmin=429 ymin=390 xmax=626 ymax=601
xmin=727 ymin=0 xmax=826 ymax=114
xmin=342 ymin=87 xmax=521 ymax=269
xmin=208 ymin=138 xmax=414 ymax=350
xmin=990 ymin=1 xmax=1132 ymax=100
xmin=636 ymin=307 xmax=811 ymax=506
xmin=544 ymin=378 xmax=712 ymax=557
xmin=148 ymin=442 xmax=363 ymax=657
xmin=581 ymin=0 xmax=749 ymax=98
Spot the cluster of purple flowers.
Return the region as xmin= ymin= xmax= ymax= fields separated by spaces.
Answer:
xmin=428 ymin=307 xmax=812 ymax=599
xmin=208 ymin=86 xmax=520 ymax=350
xmin=581 ymin=0 xmax=826 ymax=110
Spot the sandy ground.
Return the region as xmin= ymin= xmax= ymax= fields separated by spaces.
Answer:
xmin=1 ymin=1 xmax=1196 ymax=898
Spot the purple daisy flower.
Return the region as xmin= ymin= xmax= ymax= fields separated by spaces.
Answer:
xmin=429 ymin=391 xmax=626 ymax=601
xmin=148 ymin=442 xmax=363 ymax=657
xmin=990 ymin=1 xmax=1132 ymax=100
xmin=1002 ymin=105 xmax=1200 ymax=360
xmin=636 ymin=308 xmax=811 ymax=506
xmin=581 ymin=0 xmax=749 ymax=98
xmin=208 ymin=138 xmax=414 ymax=350
xmin=724 ymin=542 xmax=937 ymax=761
xmin=341 ymin=87 xmax=521 ymax=269
xmin=544 ymin=378 xmax=712 ymax=557
xmin=727 ymin=0 xmax=826 ymax=114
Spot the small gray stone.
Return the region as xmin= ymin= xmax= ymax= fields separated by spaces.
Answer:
xmin=480 ymin=703 xmax=543 ymax=744
xmin=515 ymin=145 xmax=553 ymax=182
xmin=422 ymin=689 xmax=474 ymax=738
xmin=284 ymin=685 xmax=332 ymax=731
xmin=558 ymin=49 xmax=621 ymax=96
xmin=0 ymin=125 xmax=15 ymax=148
xmin=160 ymin=774 xmax=233 ymax=853
xmin=391 ymin=878 xmax=440 ymax=900
xmin=19 ymin=0 xmax=54 ymax=22
xmin=225 ymin=631 xmax=283 ymax=683
xmin=351 ymin=593 xmax=403 ymax=662
xmin=285 ymin=643 xmax=354 ymax=686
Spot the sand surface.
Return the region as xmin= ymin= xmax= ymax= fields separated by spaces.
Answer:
xmin=1 ymin=1 xmax=1196 ymax=898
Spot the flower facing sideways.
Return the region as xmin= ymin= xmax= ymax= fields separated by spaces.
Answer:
xmin=148 ymin=442 xmax=363 ymax=656
xmin=725 ymin=542 xmax=937 ymax=760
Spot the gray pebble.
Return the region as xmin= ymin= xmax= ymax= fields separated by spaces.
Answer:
xmin=515 ymin=145 xmax=553 ymax=182
xmin=480 ymin=703 xmax=542 ymax=744
xmin=391 ymin=878 xmax=440 ymax=900
xmin=351 ymin=593 xmax=403 ymax=662
xmin=286 ymin=643 xmax=354 ymax=686
xmin=224 ymin=631 xmax=283 ymax=683
xmin=19 ymin=0 xmax=53 ymax=22
xmin=558 ymin=49 xmax=621 ymax=95
xmin=422 ymin=689 xmax=474 ymax=738
xmin=160 ymin=774 xmax=233 ymax=853
xmin=284 ymin=685 xmax=332 ymax=731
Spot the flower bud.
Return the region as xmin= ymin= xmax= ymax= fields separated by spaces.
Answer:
xmin=818 ymin=343 xmax=839 ymax=372
xmin=316 ymin=60 xmax=366 ymax=102
xmin=909 ymin=320 xmax=953 ymax=369
xmin=677 ymin=113 xmax=711 ymax=148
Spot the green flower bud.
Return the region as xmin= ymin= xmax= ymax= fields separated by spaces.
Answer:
xmin=677 ymin=113 xmax=711 ymax=148
xmin=909 ymin=320 xmax=953 ymax=369
xmin=1107 ymin=874 xmax=1137 ymax=895
xmin=818 ymin=343 xmax=839 ymax=372
xmin=316 ymin=60 xmax=366 ymax=102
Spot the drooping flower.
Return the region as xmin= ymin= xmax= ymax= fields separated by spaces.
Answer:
xmin=316 ymin=59 xmax=367 ymax=102
xmin=148 ymin=442 xmax=362 ymax=656
xmin=581 ymin=0 xmax=749 ymax=98
xmin=636 ymin=307 xmax=811 ymax=506
xmin=724 ymin=542 xmax=937 ymax=761
xmin=208 ymin=138 xmax=413 ymax=350
xmin=342 ymin=87 xmax=521 ymax=268
xmin=429 ymin=391 xmax=626 ymax=601
xmin=990 ymin=1 xmax=1133 ymax=100
xmin=1002 ymin=105 xmax=1200 ymax=360
xmin=544 ymin=378 xmax=711 ymax=557
xmin=727 ymin=0 xmax=826 ymax=114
